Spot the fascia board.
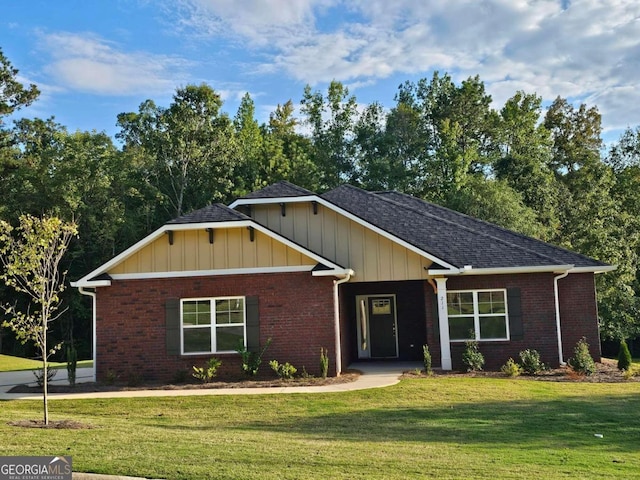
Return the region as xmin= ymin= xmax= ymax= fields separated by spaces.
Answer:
xmin=428 ymin=264 xmax=575 ymax=276
xmin=230 ymin=196 xmax=319 ymax=208
xmin=569 ymin=265 xmax=618 ymax=274
xmin=232 ymin=195 xmax=458 ymax=271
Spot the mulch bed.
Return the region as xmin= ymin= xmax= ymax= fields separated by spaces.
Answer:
xmin=7 ymin=419 xmax=93 ymax=429
xmin=403 ymin=358 xmax=639 ymax=382
xmin=7 ymin=371 xmax=361 ymax=394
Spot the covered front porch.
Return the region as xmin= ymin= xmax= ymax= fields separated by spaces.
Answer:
xmin=339 ymin=280 xmax=438 ymax=365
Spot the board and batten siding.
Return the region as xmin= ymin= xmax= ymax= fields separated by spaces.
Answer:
xmin=252 ymin=203 xmax=433 ymax=282
xmin=109 ymin=227 xmax=314 ymax=274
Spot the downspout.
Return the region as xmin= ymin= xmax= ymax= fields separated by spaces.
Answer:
xmin=554 ymin=271 xmax=570 ymax=366
xmin=78 ymin=287 xmax=97 ymax=382
xmin=333 ymin=271 xmax=353 ymax=376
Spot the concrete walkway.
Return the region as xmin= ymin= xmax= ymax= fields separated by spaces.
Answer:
xmin=0 ymin=362 xmax=421 ymax=401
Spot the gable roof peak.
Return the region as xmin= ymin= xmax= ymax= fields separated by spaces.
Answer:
xmin=240 ymin=180 xmax=315 ymax=199
xmin=167 ymin=203 xmax=249 ymax=225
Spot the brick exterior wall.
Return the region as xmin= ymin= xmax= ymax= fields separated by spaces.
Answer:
xmin=424 ymin=273 xmax=600 ymax=371
xmin=558 ymin=273 xmax=601 ymax=362
xmin=94 ymin=270 xmax=600 ymax=381
xmin=95 ymin=272 xmax=336 ymax=383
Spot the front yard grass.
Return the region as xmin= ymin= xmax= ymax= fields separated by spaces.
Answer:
xmin=1 ymin=377 xmax=639 ymax=479
xmin=0 ymin=354 xmax=92 ymax=372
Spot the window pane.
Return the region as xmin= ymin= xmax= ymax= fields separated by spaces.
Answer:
xmin=228 ymin=310 xmax=244 ymax=324
xmin=478 ymin=291 xmax=506 ymax=314
xmin=449 ymin=316 xmax=474 ymax=341
xmin=216 ymin=325 xmax=244 ymax=351
xmin=479 ymin=316 xmax=507 ymax=339
xmin=447 ymin=292 xmax=473 ymax=315
xmin=183 ymin=328 xmax=211 ymax=353
xmin=183 ymin=300 xmax=210 ymax=325
xmin=216 ymin=299 xmax=231 ymax=313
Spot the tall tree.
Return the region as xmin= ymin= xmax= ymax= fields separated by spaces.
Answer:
xmin=300 ymin=81 xmax=357 ymax=189
xmin=232 ymin=93 xmax=263 ymax=196
xmin=117 ymin=84 xmax=238 ymax=219
xmin=494 ymin=92 xmax=558 ymax=239
xmin=0 ymin=48 xmax=40 ymax=201
xmin=0 ymin=215 xmax=77 ymax=425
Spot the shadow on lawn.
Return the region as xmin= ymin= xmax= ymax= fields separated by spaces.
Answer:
xmin=236 ymin=393 xmax=640 ymax=452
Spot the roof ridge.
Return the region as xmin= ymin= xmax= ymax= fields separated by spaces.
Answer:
xmin=361 ymin=188 xmax=570 ymax=267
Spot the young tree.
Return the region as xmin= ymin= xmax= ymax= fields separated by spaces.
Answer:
xmin=0 ymin=215 xmax=78 ymax=425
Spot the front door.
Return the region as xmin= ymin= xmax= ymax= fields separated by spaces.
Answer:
xmin=368 ymin=296 xmax=398 ymax=358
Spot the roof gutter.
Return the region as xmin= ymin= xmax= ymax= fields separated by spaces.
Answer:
xmin=428 ymin=264 xmax=576 ymax=277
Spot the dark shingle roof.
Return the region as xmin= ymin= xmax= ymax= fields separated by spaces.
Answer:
xmin=167 ymin=204 xmax=249 ymax=224
xmin=240 ymin=180 xmax=314 ymax=199
xmin=320 ymin=185 xmax=608 ymax=270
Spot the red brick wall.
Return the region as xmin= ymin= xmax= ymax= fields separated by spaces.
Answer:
xmin=558 ymin=273 xmax=601 ymax=362
xmin=95 ymin=272 xmax=336 ymax=382
xmin=426 ymin=273 xmax=599 ymax=371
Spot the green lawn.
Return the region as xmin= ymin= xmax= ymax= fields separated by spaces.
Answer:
xmin=0 ymin=354 xmax=92 ymax=372
xmin=1 ymin=378 xmax=639 ymax=479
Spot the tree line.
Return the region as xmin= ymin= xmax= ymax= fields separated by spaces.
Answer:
xmin=1 ymin=48 xmax=638 ymax=359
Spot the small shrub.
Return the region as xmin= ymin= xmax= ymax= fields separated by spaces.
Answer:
xmin=66 ymin=343 xmax=78 ymax=387
xmin=617 ymin=339 xmax=632 ymax=371
xmin=299 ymin=366 xmax=313 ymax=379
xmin=501 ymin=358 xmax=522 ymax=377
xmin=236 ymin=338 xmax=271 ymax=376
xmin=461 ymin=339 xmax=484 ymax=372
xmin=33 ymin=367 xmax=57 ymax=387
xmin=269 ymin=360 xmax=297 ymax=380
xmin=192 ymin=357 xmax=222 ymax=383
xmin=320 ymin=347 xmax=329 ymax=379
xmin=422 ymin=344 xmax=432 ymax=375
xmin=519 ymin=349 xmax=545 ymax=375
xmin=568 ymin=337 xmax=596 ymax=376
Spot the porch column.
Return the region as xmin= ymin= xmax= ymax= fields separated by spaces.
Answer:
xmin=435 ymin=277 xmax=452 ymax=370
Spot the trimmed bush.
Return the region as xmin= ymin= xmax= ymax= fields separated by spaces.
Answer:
xmin=501 ymin=358 xmax=522 ymax=377
xmin=617 ymin=339 xmax=632 ymax=371
xmin=568 ymin=337 xmax=596 ymax=376
xmin=519 ymin=349 xmax=545 ymax=375
xmin=422 ymin=344 xmax=432 ymax=375
xmin=462 ymin=339 xmax=484 ymax=372
xmin=269 ymin=360 xmax=297 ymax=379
xmin=320 ymin=347 xmax=329 ymax=379
xmin=192 ymin=357 xmax=222 ymax=383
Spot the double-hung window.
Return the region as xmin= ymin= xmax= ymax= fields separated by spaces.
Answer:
xmin=181 ymin=297 xmax=246 ymax=354
xmin=447 ymin=289 xmax=509 ymax=341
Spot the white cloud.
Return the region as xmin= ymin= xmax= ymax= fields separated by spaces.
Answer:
xmin=39 ymin=32 xmax=192 ymax=96
xmin=166 ymin=0 xmax=640 ymax=131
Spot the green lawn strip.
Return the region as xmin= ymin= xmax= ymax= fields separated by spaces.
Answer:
xmin=0 ymin=354 xmax=92 ymax=372
xmin=1 ymin=378 xmax=639 ymax=479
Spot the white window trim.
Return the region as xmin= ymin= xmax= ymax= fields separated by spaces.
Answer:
xmin=447 ymin=288 xmax=510 ymax=342
xmin=180 ymin=296 xmax=247 ymax=355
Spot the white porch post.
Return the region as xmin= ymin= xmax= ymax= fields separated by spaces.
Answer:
xmin=435 ymin=277 xmax=452 ymax=370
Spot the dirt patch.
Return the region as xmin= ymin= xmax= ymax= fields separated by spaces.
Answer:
xmin=403 ymin=358 xmax=639 ymax=382
xmin=8 ymin=419 xmax=94 ymax=429
xmin=8 ymin=371 xmax=361 ymax=394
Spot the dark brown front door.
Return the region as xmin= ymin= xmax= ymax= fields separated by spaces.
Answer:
xmin=368 ymin=296 xmax=398 ymax=358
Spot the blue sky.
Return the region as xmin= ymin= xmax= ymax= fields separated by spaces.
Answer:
xmin=2 ymin=0 xmax=639 ymax=143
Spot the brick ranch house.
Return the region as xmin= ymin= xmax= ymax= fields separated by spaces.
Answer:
xmin=72 ymin=181 xmax=616 ymax=382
